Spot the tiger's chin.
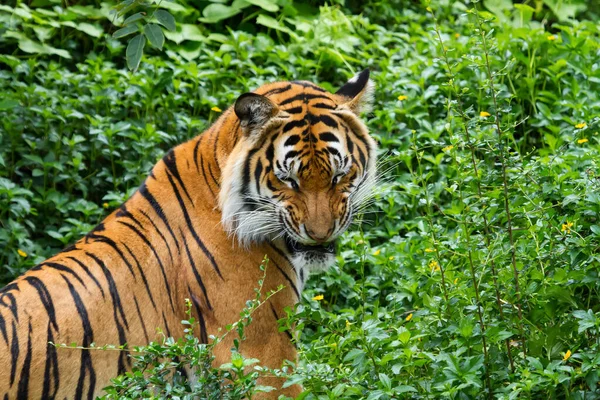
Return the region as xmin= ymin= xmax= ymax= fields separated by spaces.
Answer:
xmin=284 ymin=235 xmax=337 ymax=274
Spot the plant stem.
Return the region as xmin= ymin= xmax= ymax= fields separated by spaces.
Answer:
xmin=473 ymin=5 xmax=527 ymax=357
xmin=429 ymin=9 xmax=515 ymax=372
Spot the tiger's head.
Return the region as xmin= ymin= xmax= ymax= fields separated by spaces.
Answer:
xmin=220 ymin=69 xmax=377 ymax=273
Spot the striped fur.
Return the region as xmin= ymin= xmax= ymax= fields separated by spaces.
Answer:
xmin=0 ymin=70 xmax=377 ymax=399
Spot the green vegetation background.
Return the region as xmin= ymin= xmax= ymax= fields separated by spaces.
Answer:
xmin=2 ymin=0 xmax=600 ymax=398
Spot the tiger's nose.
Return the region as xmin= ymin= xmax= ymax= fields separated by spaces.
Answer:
xmin=306 ymin=226 xmax=333 ymax=244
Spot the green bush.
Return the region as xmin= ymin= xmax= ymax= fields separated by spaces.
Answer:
xmin=2 ymin=0 xmax=600 ymax=398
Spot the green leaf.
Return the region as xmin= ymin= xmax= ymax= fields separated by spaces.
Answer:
xmin=155 ymin=10 xmax=176 ymax=31
xmin=144 ymin=24 xmax=164 ymax=50
xmin=0 ymin=99 xmax=19 ymax=110
xmin=164 ymin=24 xmax=205 ymax=44
xmin=245 ymin=0 xmax=279 ymax=12
xmin=124 ymin=12 xmax=146 ymax=26
xmin=256 ymin=14 xmax=295 ymax=36
xmin=0 ymin=55 xmax=20 ymax=69
xmin=126 ymin=34 xmax=145 ymax=71
xmin=113 ymin=24 xmax=138 ymax=39
xmin=200 ymin=4 xmax=242 ymax=23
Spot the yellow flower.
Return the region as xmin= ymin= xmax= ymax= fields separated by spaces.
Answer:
xmin=312 ymin=294 xmax=324 ymax=301
xmin=373 ymin=249 xmax=381 ymax=256
xmin=102 ymin=202 xmax=109 ymax=209
xmin=211 ymin=106 xmax=222 ymax=113
xmin=346 ymin=320 xmax=351 ymax=329
xmin=575 ymin=122 xmax=587 ymax=129
xmin=547 ymin=35 xmax=556 ymax=41
xmin=425 ymin=248 xmax=435 ymax=253
xmin=577 ymin=138 xmax=588 ymax=144
xmin=397 ymin=95 xmax=408 ymax=101
xmin=388 ymin=256 xmax=395 ymax=261
xmin=442 ymin=145 xmax=454 ymax=152
xmin=429 ymin=260 xmax=440 ymax=271
xmin=17 ymin=249 xmax=27 ymax=258
xmin=561 ymin=221 xmax=573 ymax=233
xmin=454 ymin=33 xmax=460 ymax=39
xmin=426 ymin=6 xmax=432 ymax=12
xmin=330 ymin=343 xmax=337 ymax=348
xmin=405 ymin=313 xmax=413 ymax=321
xmin=563 ymin=350 xmax=572 ymax=361
xmin=480 ymin=111 xmax=491 ymax=118
xmin=454 ymin=277 xmax=458 ymax=284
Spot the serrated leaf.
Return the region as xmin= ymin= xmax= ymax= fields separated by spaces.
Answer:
xmin=124 ymin=12 xmax=146 ymax=26
xmin=155 ymin=10 xmax=175 ymax=31
xmin=144 ymin=24 xmax=164 ymax=49
xmin=126 ymin=34 xmax=145 ymax=71
xmin=113 ymin=24 xmax=138 ymax=39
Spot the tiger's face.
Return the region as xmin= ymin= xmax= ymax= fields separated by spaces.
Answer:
xmin=220 ymin=69 xmax=377 ymax=273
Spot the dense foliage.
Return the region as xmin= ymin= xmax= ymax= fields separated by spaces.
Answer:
xmin=1 ymin=0 xmax=600 ymax=398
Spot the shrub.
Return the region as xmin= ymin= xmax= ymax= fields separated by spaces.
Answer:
xmin=2 ymin=0 xmax=600 ymax=398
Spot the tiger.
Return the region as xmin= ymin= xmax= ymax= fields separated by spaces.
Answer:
xmin=0 ymin=68 xmax=378 ymax=399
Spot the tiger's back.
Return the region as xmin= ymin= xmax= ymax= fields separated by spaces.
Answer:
xmin=0 ymin=70 xmax=377 ymax=399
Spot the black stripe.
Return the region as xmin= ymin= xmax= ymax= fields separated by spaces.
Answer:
xmin=285 ymin=106 xmax=303 ymax=114
xmin=85 ymin=232 xmax=136 ymax=279
xmin=115 ymin=204 xmax=144 ymax=231
xmin=270 ymin=303 xmax=293 ymax=340
xmin=165 ymin=170 xmax=223 ymax=279
xmin=208 ymin=162 xmax=220 ymax=188
xmin=345 ymin=131 xmax=354 ymax=154
xmin=0 ymin=313 xmax=6 ymax=344
xmin=180 ymin=229 xmax=213 ymax=311
xmin=0 ymin=287 xmax=18 ymax=321
xmin=291 ymin=81 xmax=328 ymax=93
xmin=139 ymin=181 xmax=181 ymax=251
xmin=66 ymin=257 xmax=105 ymax=299
xmin=36 ymin=262 xmax=87 ymax=288
xmin=315 ymin=114 xmax=338 ymax=128
xmin=117 ymin=221 xmax=174 ymax=312
xmin=188 ymin=287 xmax=208 ymax=344
xmin=254 ymin=159 xmax=263 ymax=194
xmin=122 ymin=242 xmax=157 ymax=310
xmin=200 ymin=152 xmax=217 ymax=199
xmin=279 ymin=93 xmax=332 ymax=106
xmin=284 ymin=135 xmax=301 ymax=147
xmin=61 ymin=275 xmax=96 ymax=400
xmin=242 ymin=148 xmax=260 ymax=205
xmin=162 ymin=312 xmax=172 ymax=337
xmin=263 ymin=84 xmax=292 ymax=97
xmin=319 ymin=132 xmax=339 ymax=142
xmin=139 ymin=209 xmax=176 ymax=262
xmin=24 ymin=277 xmax=58 ymax=331
xmin=271 ymin=258 xmax=300 ymax=300
xmin=85 ymin=252 xmax=130 ymax=374
xmin=16 ymin=321 xmax=32 ymax=400
xmin=268 ymin=243 xmax=294 ymax=270
xmin=42 ymin=321 xmax=60 ymax=399
xmin=163 ymin=150 xmax=194 ymax=206
xmin=193 ymin=135 xmax=203 ymax=173
xmin=313 ymin=102 xmax=336 ymax=110
xmin=212 ymin=128 xmax=221 ymax=173
xmin=133 ymin=296 xmax=150 ymax=343
xmin=10 ymin=320 xmax=19 ymax=386
xmin=283 ymin=119 xmax=307 ymax=132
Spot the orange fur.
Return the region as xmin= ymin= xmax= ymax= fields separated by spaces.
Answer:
xmin=0 ymin=72 xmax=376 ymax=399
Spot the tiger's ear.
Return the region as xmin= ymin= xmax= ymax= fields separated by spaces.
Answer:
xmin=234 ymin=93 xmax=280 ymax=135
xmin=335 ymin=68 xmax=374 ymax=114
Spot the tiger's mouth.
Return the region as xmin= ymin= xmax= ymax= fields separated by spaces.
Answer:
xmin=284 ymin=235 xmax=337 ymax=255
